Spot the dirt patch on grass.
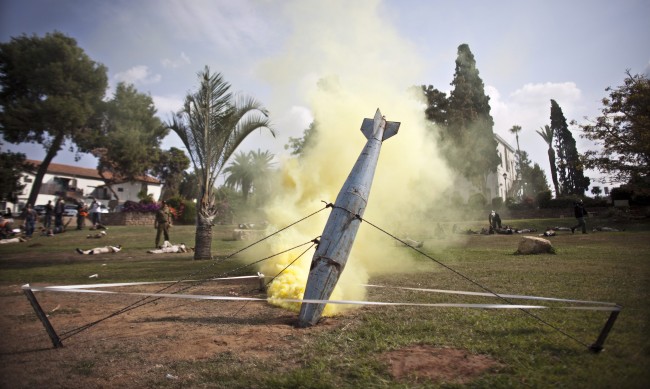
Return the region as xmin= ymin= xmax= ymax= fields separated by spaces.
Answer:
xmin=0 ymin=281 xmax=338 ymax=388
xmin=380 ymin=344 xmax=504 ymax=385
xmin=0 ymin=278 xmax=506 ymax=388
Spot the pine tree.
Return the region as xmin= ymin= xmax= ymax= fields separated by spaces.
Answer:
xmin=446 ymin=44 xmax=500 ymax=190
xmin=0 ymin=32 xmax=108 ymax=207
xmin=550 ymin=99 xmax=589 ymax=196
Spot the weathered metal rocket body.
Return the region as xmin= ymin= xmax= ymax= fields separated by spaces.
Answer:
xmin=298 ymin=109 xmax=400 ymax=327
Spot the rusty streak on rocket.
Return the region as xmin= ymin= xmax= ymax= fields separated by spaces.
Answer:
xmin=297 ymin=108 xmax=400 ymax=327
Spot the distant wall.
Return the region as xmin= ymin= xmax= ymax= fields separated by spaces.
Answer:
xmin=102 ymin=212 xmax=155 ymax=226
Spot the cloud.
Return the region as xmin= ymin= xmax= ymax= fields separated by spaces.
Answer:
xmin=161 ymin=52 xmax=191 ymax=69
xmin=114 ymin=65 xmax=161 ymax=85
xmin=157 ymin=0 xmax=277 ymax=52
xmin=152 ymin=95 xmax=184 ymax=118
xmin=488 ymin=81 xmax=582 ymax=144
xmin=486 ymin=81 xmax=609 ymax=184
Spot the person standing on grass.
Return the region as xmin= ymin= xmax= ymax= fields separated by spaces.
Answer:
xmin=571 ymin=199 xmax=588 ymax=234
xmin=43 ymin=200 xmax=53 ymax=228
xmin=154 ymin=200 xmax=173 ymax=248
xmin=89 ymin=198 xmax=102 ymax=228
xmin=23 ymin=204 xmax=38 ymax=238
xmin=76 ymin=200 xmax=87 ymax=230
xmin=54 ymin=198 xmax=65 ymax=229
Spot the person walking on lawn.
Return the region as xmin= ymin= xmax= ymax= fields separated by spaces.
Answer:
xmin=571 ymin=199 xmax=588 ymax=234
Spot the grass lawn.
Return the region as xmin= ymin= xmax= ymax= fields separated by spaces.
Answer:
xmin=0 ymin=216 xmax=648 ymax=388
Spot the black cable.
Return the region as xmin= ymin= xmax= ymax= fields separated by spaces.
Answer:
xmin=230 ymin=240 xmax=318 ymax=318
xmin=59 ymin=205 xmax=329 ymax=340
xmin=140 ymin=239 xmax=319 ymax=317
xmin=329 ymin=203 xmax=591 ymax=350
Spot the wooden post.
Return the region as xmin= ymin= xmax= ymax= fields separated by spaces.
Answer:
xmin=257 ymin=272 xmax=266 ymax=291
xmin=22 ymin=284 xmax=63 ymax=348
xmin=589 ymin=308 xmax=621 ymax=353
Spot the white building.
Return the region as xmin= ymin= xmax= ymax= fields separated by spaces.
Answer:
xmin=2 ymin=160 xmax=162 ymax=213
xmin=450 ymin=134 xmax=518 ymax=203
xmin=488 ymin=133 xmax=518 ymax=201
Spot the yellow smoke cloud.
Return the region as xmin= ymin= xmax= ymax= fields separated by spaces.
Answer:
xmin=257 ymin=0 xmax=453 ymax=316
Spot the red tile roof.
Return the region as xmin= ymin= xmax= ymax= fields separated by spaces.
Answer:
xmin=25 ymin=160 xmax=160 ymax=184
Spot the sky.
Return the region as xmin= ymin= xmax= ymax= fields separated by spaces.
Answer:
xmin=1 ymin=0 xmax=649 ymax=190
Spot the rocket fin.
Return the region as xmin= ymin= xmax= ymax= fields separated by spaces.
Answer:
xmin=360 ymin=108 xmax=399 ymax=141
xmin=382 ymin=121 xmax=400 ymax=141
xmin=361 ymin=118 xmax=374 ymax=139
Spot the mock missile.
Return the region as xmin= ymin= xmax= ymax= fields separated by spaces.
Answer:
xmin=297 ymin=108 xmax=400 ymax=327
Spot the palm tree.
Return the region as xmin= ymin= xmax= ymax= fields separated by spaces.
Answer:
xmin=223 ymin=151 xmax=254 ymax=201
xmin=509 ymin=125 xmax=523 ymax=198
xmin=536 ymin=125 xmax=560 ymax=197
xmin=168 ymin=67 xmax=274 ymax=259
xmin=249 ymin=149 xmax=275 ymax=203
xmin=223 ymin=149 xmax=275 ymax=203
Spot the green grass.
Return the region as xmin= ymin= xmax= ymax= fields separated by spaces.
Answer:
xmin=1 ymin=217 xmax=649 ymax=387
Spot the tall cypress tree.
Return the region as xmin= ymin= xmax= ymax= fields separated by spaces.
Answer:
xmin=446 ymin=44 xmax=500 ymax=189
xmin=550 ymin=99 xmax=589 ymax=196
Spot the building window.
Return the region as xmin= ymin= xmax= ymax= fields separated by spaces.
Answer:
xmin=24 ymin=177 xmax=33 ymax=183
xmin=117 ymin=188 xmax=124 ymax=192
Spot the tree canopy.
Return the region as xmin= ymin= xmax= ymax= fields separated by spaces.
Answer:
xmin=580 ymin=71 xmax=650 ymax=185
xmin=421 ymin=44 xmax=500 ymax=191
xmin=223 ymin=149 xmax=274 ymax=202
xmin=0 ymin=31 xmax=108 ymax=206
xmin=77 ymin=82 xmax=167 ymax=200
xmin=517 ymin=150 xmax=550 ymax=198
xmin=420 ymin=85 xmax=449 ymax=128
xmin=285 ymin=122 xmax=318 ymax=157
xmin=446 ymin=44 xmax=500 ymax=185
xmin=0 ymin=148 xmax=26 ymax=204
xmin=154 ymin=147 xmax=191 ymax=200
xmin=550 ymin=99 xmax=589 ymax=196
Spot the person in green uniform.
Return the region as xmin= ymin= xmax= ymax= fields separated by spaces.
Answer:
xmin=154 ymin=200 xmax=173 ymax=248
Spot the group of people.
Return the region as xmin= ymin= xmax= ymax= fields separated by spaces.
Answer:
xmin=41 ymin=197 xmax=106 ymax=235
xmin=470 ymin=201 xmax=591 ymax=237
xmin=77 ymin=200 xmax=177 ymax=255
xmin=2 ymin=198 xmax=185 ymax=255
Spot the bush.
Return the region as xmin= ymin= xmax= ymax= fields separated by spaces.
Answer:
xmin=610 ymin=186 xmax=650 ymax=206
xmin=165 ymin=196 xmax=197 ymax=225
xmin=536 ymin=191 xmax=552 ymax=208
xmin=611 ymin=187 xmax=633 ymax=201
xmin=506 ymin=196 xmax=535 ymax=211
xmin=179 ymin=200 xmax=196 ymax=225
xmin=544 ymin=196 xmax=579 ymax=209
xmin=120 ymin=200 xmax=159 ymax=213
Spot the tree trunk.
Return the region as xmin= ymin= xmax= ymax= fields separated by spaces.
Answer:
xmin=548 ymin=148 xmax=561 ymax=198
xmin=193 ymin=217 xmax=213 ymax=260
xmin=27 ymin=133 xmax=65 ymax=207
xmin=98 ymin=171 xmax=120 ymax=202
